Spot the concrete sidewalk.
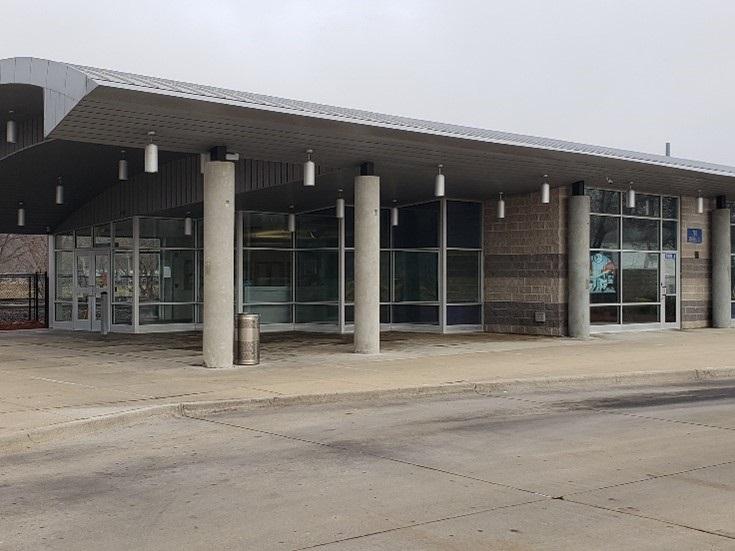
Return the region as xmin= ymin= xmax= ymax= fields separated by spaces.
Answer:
xmin=1 ymin=328 xmax=735 ymax=448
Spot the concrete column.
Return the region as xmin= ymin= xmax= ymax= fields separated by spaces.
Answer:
xmin=354 ymin=174 xmax=380 ymax=353
xmin=568 ymin=191 xmax=590 ymax=338
xmin=712 ymin=205 xmax=731 ymax=328
xmin=203 ymin=161 xmax=235 ymax=367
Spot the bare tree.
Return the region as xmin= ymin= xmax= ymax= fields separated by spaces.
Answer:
xmin=0 ymin=234 xmax=48 ymax=274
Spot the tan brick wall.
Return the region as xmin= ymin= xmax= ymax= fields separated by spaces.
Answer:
xmin=680 ymin=195 xmax=713 ymax=328
xmin=484 ymin=187 xmax=568 ymax=336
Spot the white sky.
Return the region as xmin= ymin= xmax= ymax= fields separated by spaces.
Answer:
xmin=3 ymin=0 xmax=735 ymax=165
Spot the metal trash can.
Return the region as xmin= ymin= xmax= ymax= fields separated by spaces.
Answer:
xmin=236 ymin=313 xmax=260 ymax=365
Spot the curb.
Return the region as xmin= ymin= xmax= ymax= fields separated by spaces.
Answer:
xmin=4 ymin=367 xmax=735 ymax=453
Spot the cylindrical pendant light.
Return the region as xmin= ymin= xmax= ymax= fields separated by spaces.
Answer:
xmin=288 ymin=206 xmax=296 ymax=233
xmin=336 ymin=190 xmax=345 ymax=219
xmin=434 ymin=164 xmax=445 ymax=197
xmin=6 ymin=111 xmax=17 ymax=144
xmin=144 ymin=131 xmax=158 ymax=173
xmin=303 ymin=149 xmax=315 ymax=187
xmin=391 ymin=201 xmax=399 ymax=227
xmin=118 ymin=150 xmax=128 ymax=181
xmin=497 ymin=192 xmax=505 ymax=219
xmin=696 ymin=192 xmax=704 ymax=214
xmin=626 ymin=183 xmax=636 ymax=209
xmin=55 ymin=177 xmax=64 ymax=205
xmin=541 ymin=174 xmax=550 ymax=204
xmin=184 ymin=213 xmax=193 ymax=236
xmin=17 ymin=202 xmax=25 ymax=227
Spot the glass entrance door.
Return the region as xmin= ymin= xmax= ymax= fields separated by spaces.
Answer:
xmin=661 ymin=252 xmax=678 ymax=327
xmin=73 ymin=250 xmax=111 ymax=331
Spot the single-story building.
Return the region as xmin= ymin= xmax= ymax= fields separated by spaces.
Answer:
xmin=2 ymin=57 xmax=733 ymax=366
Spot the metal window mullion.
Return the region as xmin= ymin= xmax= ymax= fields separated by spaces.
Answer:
xmin=236 ymin=211 xmax=243 ymax=314
xmin=338 ymin=215 xmax=345 ymax=334
xmin=439 ymin=198 xmax=447 ymax=333
xmin=132 ymin=216 xmax=140 ymax=332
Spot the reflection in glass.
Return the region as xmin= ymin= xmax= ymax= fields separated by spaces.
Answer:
xmin=392 ymin=304 xmax=439 ymax=324
xmin=244 ymin=304 xmax=292 ymax=324
xmin=591 ymin=306 xmax=619 ymax=324
xmin=393 ymin=202 xmax=439 ymax=248
xmin=622 ymin=218 xmax=659 ymax=250
xmin=623 ymin=193 xmax=660 ymax=217
xmin=139 ymin=304 xmax=194 ymax=324
xmin=161 ymin=250 xmax=195 ymax=302
xmin=113 ymin=253 xmax=134 ymax=303
xmin=244 ymin=250 xmax=292 ymax=303
xmin=662 ymin=221 xmax=678 ymax=250
xmin=55 ymin=232 xmax=74 ymax=250
xmin=55 ymin=251 xmax=73 ymax=299
xmin=447 ymin=304 xmax=481 ymax=325
xmin=113 ymin=219 xmax=134 ymax=249
xmin=589 ymin=251 xmax=619 ymax=303
xmin=296 ymin=210 xmax=338 ymax=248
xmin=295 ymin=304 xmax=338 ymax=323
xmin=296 ymin=251 xmax=338 ymax=302
xmin=447 ymin=201 xmax=482 ymax=248
xmin=139 ymin=218 xmax=193 ymax=249
xmin=394 ymin=251 xmax=438 ymax=302
xmin=55 ymin=303 xmax=72 ymax=322
xmin=665 ymin=295 xmax=676 ymax=323
xmin=590 ymin=216 xmax=619 ymax=249
xmin=95 ymin=253 xmax=110 ymax=289
xmin=345 ymin=251 xmax=390 ymax=303
xmin=76 ymin=227 xmax=92 ymax=248
xmin=244 ymin=212 xmax=292 ymax=248
xmin=662 ymin=197 xmax=679 ymax=219
xmin=622 ymin=252 xmax=659 ymax=303
xmin=446 ymin=251 xmax=479 ymax=303
xmin=76 ymin=254 xmax=91 ymax=287
xmin=94 ymin=224 xmax=111 ymax=247
xmin=587 ymin=189 xmax=620 ymax=214
xmin=623 ymin=304 xmax=659 ymax=324
xmin=138 ymin=253 xmax=161 ymax=302
xmin=113 ymin=305 xmax=132 ymax=325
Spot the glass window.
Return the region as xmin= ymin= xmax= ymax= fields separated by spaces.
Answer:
xmin=394 ymin=251 xmax=438 ymax=302
xmin=622 ymin=252 xmax=659 ymax=303
xmin=113 ymin=253 xmax=133 ymax=303
xmin=447 ymin=304 xmax=481 ymax=325
xmin=446 ymin=250 xmax=480 ymax=303
xmin=295 ymin=304 xmax=338 ymax=323
xmin=243 ymin=304 xmax=292 ymax=324
xmin=591 ymin=305 xmax=619 ymax=325
xmin=244 ymin=250 xmax=292 ymax=303
xmin=393 ymin=202 xmax=439 ymax=248
xmin=662 ymin=221 xmax=678 ymax=251
xmin=113 ymin=305 xmax=132 ymax=325
xmin=55 ymin=302 xmax=72 ymax=322
xmin=296 ymin=211 xmax=338 ymax=248
xmin=622 ymin=218 xmax=659 ymax=250
xmin=662 ymin=197 xmax=679 ymax=219
xmin=392 ymin=304 xmax=439 ymax=324
xmin=75 ymin=227 xmax=92 ymax=248
xmin=345 ymin=251 xmax=390 ymax=303
xmin=244 ymin=212 xmax=292 ymax=248
xmin=139 ymin=304 xmax=194 ymax=325
xmin=447 ymin=201 xmax=482 ymax=248
xmin=94 ymin=224 xmax=111 ymax=247
xmin=590 ymin=251 xmax=619 ymax=303
xmin=623 ymin=304 xmax=659 ymax=324
xmin=161 ymin=250 xmax=195 ymax=302
xmin=139 ymin=252 xmax=161 ymax=302
xmin=590 ymin=216 xmax=620 ymax=249
xmin=345 ymin=305 xmax=391 ymax=324
xmin=55 ymin=232 xmax=74 ymax=250
xmin=296 ymin=251 xmax=338 ymax=302
xmin=139 ymin=218 xmax=193 ymax=249
xmin=587 ymin=189 xmax=620 ymax=214
xmin=623 ymin=193 xmax=660 ymax=217
xmin=55 ymin=251 xmax=73 ymax=300
xmin=114 ymin=219 xmax=134 ymax=249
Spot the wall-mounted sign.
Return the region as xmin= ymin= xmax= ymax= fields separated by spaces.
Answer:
xmin=687 ymin=228 xmax=703 ymax=244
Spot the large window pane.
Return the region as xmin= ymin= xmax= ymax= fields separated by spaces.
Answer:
xmin=296 ymin=251 xmax=338 ymax=302
xmin=139 ymin=304 xmax=194 ymax=324
xmin=587 ymin=189 xmax=620 ymax=214
xmin=244 ymin=250 xmax=292 ymax=303
xmin=447 ymin=250 xmax=480 ymax=303
xmin=244 ymin=212 xmax=292 ymax=248
xmin=590 ymin=251 xmax=619 ymax=303
xmin=622 ymin=218 xmax=659 ymax=250
xmin=296 ymin=211 xmax=338 ymax=248
xmin=94 ymin=224 xmax=111 ymax=247
xmin=55 ymin=232 xmax=74 ymax=250
xmin=393 ymin=202 xmax=439 ymax=248
xmin=623 ymin=305 xmax=659 ymax=324
xmin=623 ymin=193 xmax=660 ymax=217
xmin=139 ymin=253 xmax=161 ymax=302
xmin=662 ymin=221 xmax=678 ymax=251
xmin=76 ymin=227 xmax=92 ymax=248
xmin=392 ymin=304 xmax=439 ymax=324
xmin=113 ymin=219 xmax=133 ymax=249
xmin=622 ymin=252 xmax=659 ymax=303
xmin=295 ymin=304 xmax=338 ymax=323
xmin=55 ymin=302 xmax=72 ymax=322
xmin=161 ymin=250 xmax=195 ymax=302
xmin=662 ymin=197 xmax=679 ymax=219
xmin=345 ymin=251 xmax=390 ymax=303
xmin=590 ymin=216 xmax=620 ymax=249
xmin=243 ymin=304 xmax=292 ymax=324
xmin=447 ymin=305 xmax=481 ymax=325
xmin=447 ymin=201 xmax=482 ymax=248
xmin=394 ymin=251 xmax=438 ymax=302
xmin=55 ymin=251 xmax=73 ymax=300
xmin=113 ymin=305 xmax=132 ymax=325
xmin=113 ymin=253 xmax=133 ymax=303
xmin=139 ymin=218 xmax=193 ymax=249
xmin=591 ymin=305 xmax=619 ymax=325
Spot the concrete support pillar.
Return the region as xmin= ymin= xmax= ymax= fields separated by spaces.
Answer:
xmin=354 ymin=174 xmax=381 ymax=353
xmin=712 ymin=202 xmax=731 ymax=328
xmin=203 ymin=161 xmax=235 ymax=367
xmin=568 ymin=187 xmax=590 ymax=338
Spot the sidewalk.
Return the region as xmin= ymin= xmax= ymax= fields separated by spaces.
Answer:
xmin=2 ymin=328 xmax=735 ymax=448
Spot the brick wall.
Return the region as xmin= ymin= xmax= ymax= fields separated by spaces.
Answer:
xmin=483 ymin=187 xmax=567 ymax=336
xmin=680 ymin=196 xmax=713 ymax=328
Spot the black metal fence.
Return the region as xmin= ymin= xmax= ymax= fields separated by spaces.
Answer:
xmin=0 ymin=272 xmax=48 ymax=329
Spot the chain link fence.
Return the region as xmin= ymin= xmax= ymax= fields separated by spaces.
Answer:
xmin=0 ymin=273 xmax=48 ymax=329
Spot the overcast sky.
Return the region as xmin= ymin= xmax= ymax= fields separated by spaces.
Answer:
xmin=3 ymin=0 xmax=734 ymax=164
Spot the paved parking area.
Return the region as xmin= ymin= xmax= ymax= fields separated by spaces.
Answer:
xmin=2 ymin=383 xmax=734 ymax=550
xmin=2 ymin=328 xmax=735 ymax=440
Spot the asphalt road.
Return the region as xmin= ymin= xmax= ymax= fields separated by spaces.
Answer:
xmin=2 ymin=383 xmax=735 ymax=550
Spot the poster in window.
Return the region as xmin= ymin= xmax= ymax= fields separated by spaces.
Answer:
xmin=590 ymin=252 xmax=618 ymax=303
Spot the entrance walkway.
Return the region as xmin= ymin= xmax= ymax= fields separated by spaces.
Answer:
xmin=1 ymin=329 xmax=735 ymax=442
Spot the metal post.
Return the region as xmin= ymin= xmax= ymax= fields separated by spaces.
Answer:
xmin=44 ymin=272 xmax=49 ymax=327
xmin=100 ymin=291 xmax=110 ymax=335
xmin=34 ymin=272 xmax=39 ymax=321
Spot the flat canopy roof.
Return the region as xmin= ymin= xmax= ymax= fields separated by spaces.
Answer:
xmin=2 ymin=56 xmax=735 ymax=232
